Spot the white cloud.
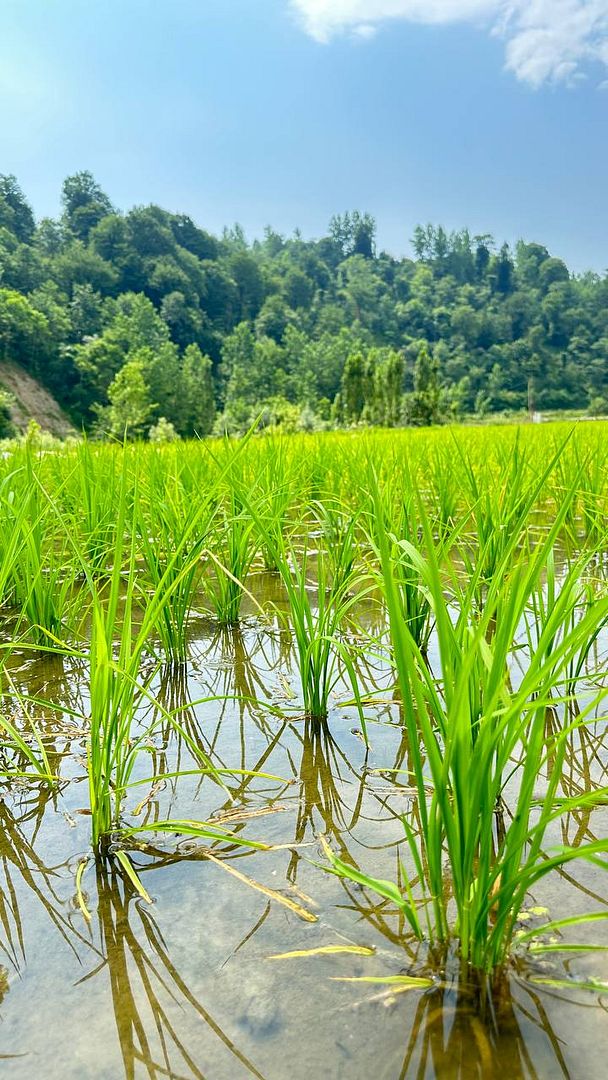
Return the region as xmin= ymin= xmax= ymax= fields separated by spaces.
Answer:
xmin=352 ymin=23 xmax=378 ymax=39
xmin=290 ymin=0 xmax=608 ymax=86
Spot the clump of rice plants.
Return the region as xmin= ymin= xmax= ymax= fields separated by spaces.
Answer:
xmin=0 ymin=672 xmax=57 ymax=784
xmin=362 ymin=475 xmax=439 ymax=653
xmin=204 ymin=489 xmax=259 ymax=625
xmin=2 ymin=422 xmax=608 ymax=1007
xmin=135 ymin=490 xmax=213 ymax=663
xmin=253 ymin=435 xmax=303 ymax=571
xmin=250 ymin=497 xmax=370 ymax=725
xmin=323 ymin=466 xmax=608 ymax=974
xmin=0 ymin=453 xmax=78 ymax=646
xmin=198 ymin=435 xmax=266 ymax=626
xmin=71 ymin=440 xmax=122 ymax=574
xmin=574 ymin=439 xmax=608 ymax=541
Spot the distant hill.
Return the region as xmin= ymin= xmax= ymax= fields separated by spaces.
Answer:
xmin=2 ymin=169 xmax=608 ymax=437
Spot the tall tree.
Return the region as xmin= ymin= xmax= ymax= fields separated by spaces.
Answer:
xmin=62 ymin=171 xmax=114 ymax=241
xmin=0 ymin=175 xmax=35 ymax=242
xmin=96 ymin=357 xmax=154 ymax=438
xmin=179 ymin=344 xmax=216 ymax=436
xmin=407 ymin=344 xmax=441 ymax=426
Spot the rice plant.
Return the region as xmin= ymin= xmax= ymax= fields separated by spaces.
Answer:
xmin=71 ymin=439 xmax=122 ymax=573
xmin=2 ymin=422 xmax=608 ymax=1005
xmin=10 ymin=498 xmax=77 ymax=647
xmin=204 ymin=488 xmax=259 ymax=625
xmin=254 ymin=435 xmax=303 ymax=570
xmin=362 ymin=476 xmax=439 ymax=653
xmin=246 ymin=496 xmax=370 ymax=724
xmin=323 ymin=466 xmax=608 ymax=974
xmin=0 ymin=674 xmax=58 ymax=784
xmin=135 ymin=489 xmax=213 ymax=663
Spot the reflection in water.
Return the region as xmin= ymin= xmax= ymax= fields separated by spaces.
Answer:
xmin=0 ymin=793 xmax=93 ymax=975
xmin=92 ymin=859 xmax=267 ymax=1080
xmin=1 ymin=599 xmax=608 ymax=1079
xmin=398 ymin=965 xmax=571 ymax=1079
xmin=559 ymin=707 xmax=608 ymax=848
xmin=287 ymin=719 xmax=367 ymax=883
xmin=188 ymin=625 xmax=284 ymax=769
xmin=154 ymin=636 xmax=295 ymax=819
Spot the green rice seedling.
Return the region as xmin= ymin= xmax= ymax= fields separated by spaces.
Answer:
xmin=68 ymin=458 xmax=272 ymax=854
xmin=0 ymin=476 xmax=35 ymax=609
xmin=546 ymin=441 xmax=580 ymax=546
xmin=52 ymin=563 xmax=257 ymax=854
xmin=0 ymin=673 xmax=57 ymax=784
xmin=134 ymin=490 xmax=215 ymax=663
xmin=5 ymin=474 xmax=77 ymax=647
xmin=85 ymin=590 xmax=158 ymax=849
xmin=322 ymin=468 xmax=608 ymax=974
xmin=81 ymin=535 xmax=235 ymax=847
xmin=177 ymin=429 xmax=266 ymax=627
xmin=362 ymin=477 xmax=437 ymax=654
xmin=523 ymin=554 xmax=608 ymax=707
xmin=71 ymin=440 xmax=122 ymax=573
xmin=458 ymin=443 xmax=529 ymax=597
xmin=574 ymin=439 xmax=608 ymax=542
xmin=204 ymin=489 xmax=259 ymax=626
xmin=312 ymin=499 xmax=359 ymax=588
xmin=428 ymin=444 xmax=461 ymax=543
xmin=11 ymin=533 xmax=77 ymax=649
xmin=254 ymin=436 xmax=303 ymax=571
xmin=456 ymin=432 xmax=579 ymax=618
xmin=8 ymin=598 xmax=275 ymax=886
xmin=236 ymin=468 xmax=375 ymax=724
xmin=137 ymin=429 xmax=263 ymax=653
xmin=251 ymin=509 xmax=370 ymax=724
xmin=18 ymin=459 xmax=206 ymax=848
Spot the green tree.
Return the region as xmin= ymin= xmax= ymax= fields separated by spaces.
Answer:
xmin=179 ymin=344 xmax=216 ymax=436
xmin=149 ymin=416 xmax=179 ymax=441
xmin=0 ymin=175 xmax=35 ymax=242
xmin=493 ymin=243 xmax=514 ymax=295
xmin=329 ymin=211 xmax=376 ymax=259
xmin=62 ymin=171 xmax=114 ymax=241
xmin=0 ymin=168 xmax=607 ymax=434
xmin=0 ymin=289 xmax=49 ymax=367
xmin=228 ymin=252 xmax=266 ymax=321
xmin=96 ymin=358 xmax=154 ymax=438
xmin=72 ymin=292 xmax=170 ymax=414
xmin=407 ymin=344 xmax=442 ymax=426
xmin=337 ymin=351 xmax=368 ymax=424
xmin=381 ymin=349 xmax=405 ymax=426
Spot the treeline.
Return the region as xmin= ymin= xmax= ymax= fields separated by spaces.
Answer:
xmin=1 ymin=171 xmax=607 ymax=438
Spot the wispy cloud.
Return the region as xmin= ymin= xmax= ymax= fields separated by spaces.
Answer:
xmin=290 ymin=0 xmax=608 ymax=86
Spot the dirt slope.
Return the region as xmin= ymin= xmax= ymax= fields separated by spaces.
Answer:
xmin=0 ymin=361 xmax=75 ymax=438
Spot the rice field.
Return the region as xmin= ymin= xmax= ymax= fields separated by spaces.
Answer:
xmin=1 ymin=422 xmax=608 ymax=1078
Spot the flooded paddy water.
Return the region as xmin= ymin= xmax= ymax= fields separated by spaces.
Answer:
xmin=1 ymin=572 xmax=608 ymax=1080
xmin=1 ymin=427 xmax=608 ymax=1079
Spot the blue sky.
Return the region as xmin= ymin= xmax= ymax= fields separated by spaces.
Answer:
xmin=1 ymin=0 xmax=607 ymax=271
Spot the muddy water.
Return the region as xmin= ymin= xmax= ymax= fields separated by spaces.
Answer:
xmin=1 ymin=578 xmax=608 ymax=1079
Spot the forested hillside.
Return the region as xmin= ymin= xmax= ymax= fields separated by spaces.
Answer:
xmin=0 ymin=170 xmax=607 ymax=437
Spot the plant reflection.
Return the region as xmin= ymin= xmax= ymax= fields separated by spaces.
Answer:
xmin=0 ymin=793 xmax=94 ymax=974
xmin=286 ymin=719 xmax=369 ymax=885
xmin=88 ymin=859 xmax=267 ymax=1080
xmin=395 ymin=965 xmax=571 ymax=1079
